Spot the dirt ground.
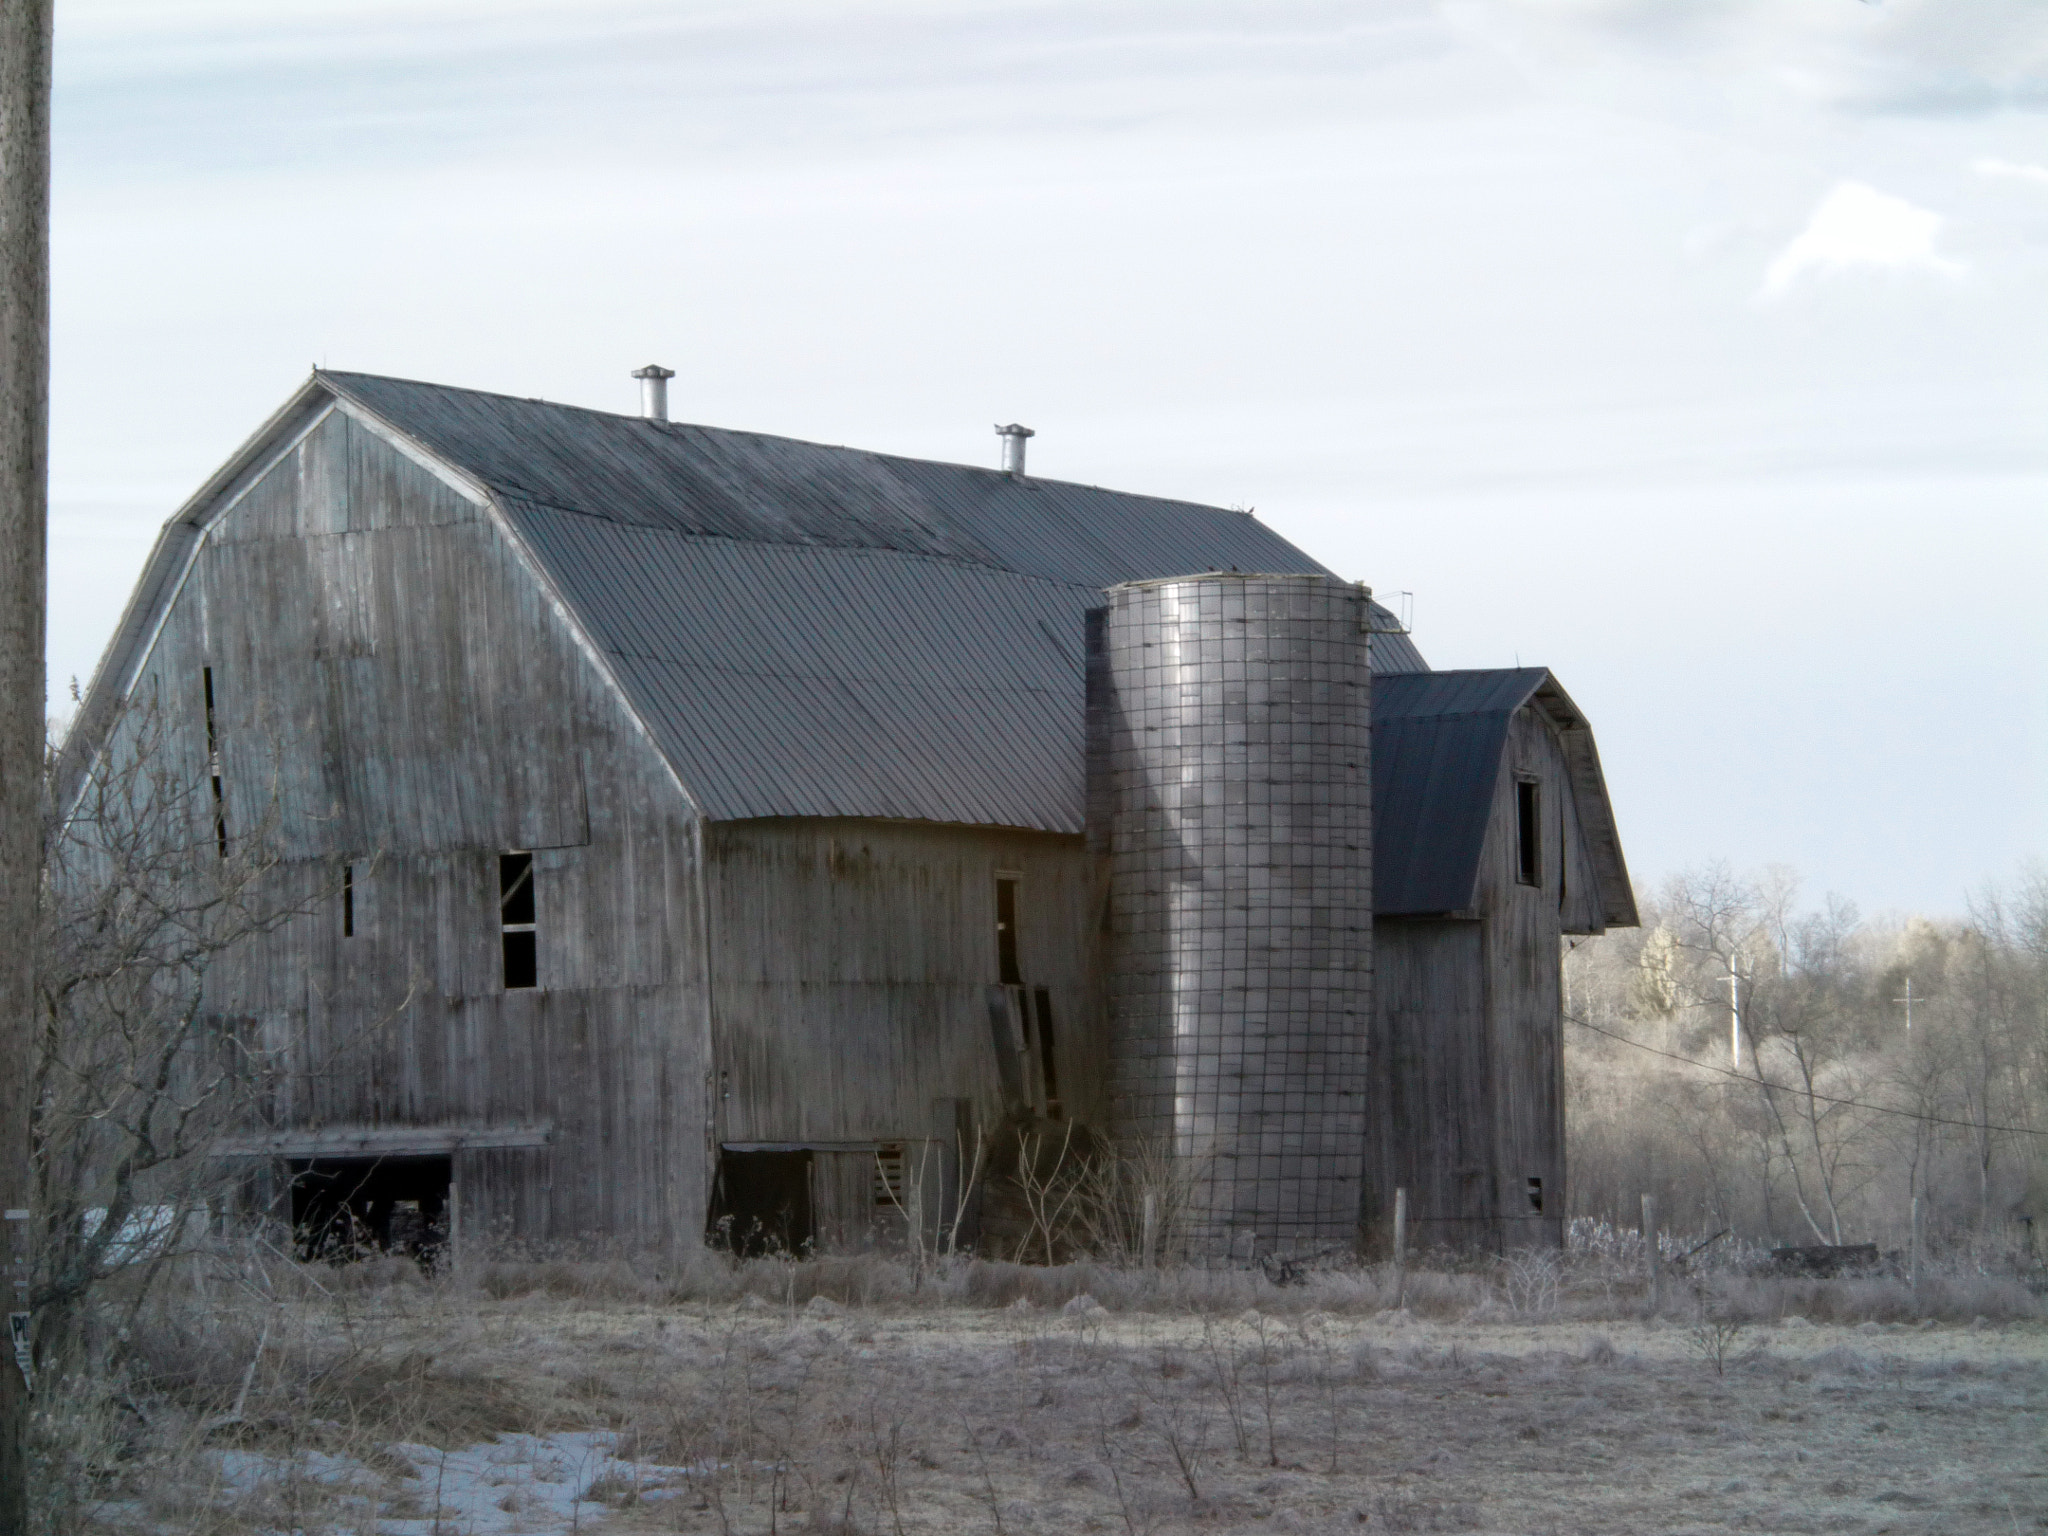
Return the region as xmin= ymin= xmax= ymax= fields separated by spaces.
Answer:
xmin=410 ymin=1298 xmax=2046 ymax=1536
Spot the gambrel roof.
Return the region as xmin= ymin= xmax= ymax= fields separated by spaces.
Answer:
xmin=1373 ymin=669 xmax=1637 ymax=930
xmin=70 ymin=371 xmax=1427 ymax=833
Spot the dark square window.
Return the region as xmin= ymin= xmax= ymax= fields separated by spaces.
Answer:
xmin=995 ymin=876 xmax=1022 ymax=985
xmin=502 ymin=929 xmax=537 ymax=990
xmin=500 ymin=852 xmax=536 ymax=989
xmin=1516 ymin=779 xmax=1541 ymax=887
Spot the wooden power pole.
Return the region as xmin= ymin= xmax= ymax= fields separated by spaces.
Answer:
xmin=0 ymin=1 xmax=51 ymax=1528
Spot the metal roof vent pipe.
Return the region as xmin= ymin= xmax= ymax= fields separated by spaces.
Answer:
xmin=995 ymin=422 xmax=1035 ymax=477
xmin=633 ymin=364 xmax=675 ymax=422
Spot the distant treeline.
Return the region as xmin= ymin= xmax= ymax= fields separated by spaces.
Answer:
xmin=1564 ymin=863 xmax=2047 ymax=1261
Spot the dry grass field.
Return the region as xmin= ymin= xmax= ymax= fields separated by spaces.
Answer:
xmin=31 ymin=1253 xmax=2047 ymax=1536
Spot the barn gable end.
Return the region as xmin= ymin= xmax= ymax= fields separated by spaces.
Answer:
xmin=71 ymin=390 xmax=715 ymax=1248
xmin=1367 ymin=673 xmax=1633 ymax=1253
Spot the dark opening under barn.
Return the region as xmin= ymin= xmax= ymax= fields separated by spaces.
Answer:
xmin=288 ymin=1155 xmax=450 ymax=1261
xmin=713 ymin=1149 xmax=815 ymax=1256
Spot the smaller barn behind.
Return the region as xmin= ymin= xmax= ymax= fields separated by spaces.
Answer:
xmin=1368 ymin=670 xmax=1635 ymax=1253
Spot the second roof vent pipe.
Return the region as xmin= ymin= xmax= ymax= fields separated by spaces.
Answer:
xmin=995 ymin=422 xmax=1035 ymax=477
xmin=633 ymin=364 xmax=676 ymax=422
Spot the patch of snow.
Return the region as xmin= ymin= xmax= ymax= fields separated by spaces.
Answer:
xmin=208 ymin=1430 xmax=725 ymax=1536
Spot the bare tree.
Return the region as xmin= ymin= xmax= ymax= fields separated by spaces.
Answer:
xmin=30 ymin=695 xmax=306 ymax=1367
xmin=1567 ymin=860 xmax=2048 ymax=1263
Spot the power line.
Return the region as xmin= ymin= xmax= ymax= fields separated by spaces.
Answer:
xmin=1566 ymin=1014 xmax=2048 ymax=1138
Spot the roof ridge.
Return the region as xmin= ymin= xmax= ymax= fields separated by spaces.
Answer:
xmin=495 ymin=494 xmax=1120 ymax=594
xmin=318 ymin=368 xmax=1250 ymax=516
xmin=1381 ymin=666 xmax=1550 ymax=679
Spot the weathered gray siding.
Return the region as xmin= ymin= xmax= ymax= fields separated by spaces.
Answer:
xmin=1472 ymin=708 xmax=1575 ymax=1251
xmin=102 ymin=405 xmax=712 ymax=1248
xmin=707 ymin=818 xmax=1104 ymax=1145
xmin=1370 ymin=918 xmax=1489 ymax=1247
xmin=1368 ymin=702 xmax=1586 ymax=1253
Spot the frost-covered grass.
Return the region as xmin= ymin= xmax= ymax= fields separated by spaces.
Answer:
xmin=29 ymin=1242 xmax=2045 ymax=1535
xmin=457 ymin=1237 xmax=2041 ymax=1327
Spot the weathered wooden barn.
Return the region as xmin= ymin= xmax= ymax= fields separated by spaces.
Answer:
xmin=63 ymin=369 xmax=1635 ymax=1261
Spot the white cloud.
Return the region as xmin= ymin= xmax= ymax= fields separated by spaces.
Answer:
xmin=1974 ymin=156 xmax=2048 ymax=187
xmin=1445 ymin=0 xmax=2048 ymax=118
xmin=1761 ymin=181 xmax=1964 ymax=298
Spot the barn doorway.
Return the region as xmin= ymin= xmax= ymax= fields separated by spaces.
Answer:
xmin=288 ymin=1155 xmax=451 ymax=1264
xmin=712 ymin=1149 xmax=815 ymax=1257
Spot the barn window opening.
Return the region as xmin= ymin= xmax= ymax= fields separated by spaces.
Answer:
xmin=342 ymin=863 xmax=355 ymax=938
xmin=500 ymin=852 xmax=537 ymax=989
xmin=202 ymin=666 xmax=227 ymax=858
xmin=1033 ymin=986 xmax=1063 ymax=1118
xmin=995 ymin=875 xmax=1022 ymax=985
xmin=1515 ymin=778 xmax=1541 ymax=887
xmin=1526 ymin=1176 xmax=1544 ymax=1214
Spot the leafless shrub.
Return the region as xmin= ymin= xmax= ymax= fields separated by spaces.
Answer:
xmin=31 ymin=698 xmax=314 ymax=1365
xmin=1499 ymin=1248 xmax=1563 ymax=1317
xmin=875 ymin=1126 xmax=987 ymax=1285
xmin=1686 ymin=1312 xmax=1746 ymax=1377
xmin=20 ymin=698 xmax=368 ymax=1526
xmin=1066 ymin=1136 xmax=1210 ymax=1267
xmin=1136 ymin=1359 xmax=1210 ymax=1506
xmin=1094 ymin=1407 xmax=1157 ymax=1536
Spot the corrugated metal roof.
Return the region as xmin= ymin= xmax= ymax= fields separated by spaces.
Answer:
xmin=322 ymin=371 xmax=1369 ymax=590
xmin=323 ymin=372 xmax=1428 ymax=832
xmin=1372 ymin=670 xmax=1550 ymax=916
xmin=1371 ymin=669 xmax=1635 ymax=927
xmin=504 ymin=502 xmax=1095 ymax=826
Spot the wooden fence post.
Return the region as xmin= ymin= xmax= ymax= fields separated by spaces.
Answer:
xmin=1909 ymin=1193 xmax=1921 ymax=1295
xmin=1392 ymin=1187 xmax=1408 ymax=1310
xmin=1641 ymin=1194 xmax=1661 ymax=1315
xmin=1140 ymin=1192 xmax=1158 ymax=1270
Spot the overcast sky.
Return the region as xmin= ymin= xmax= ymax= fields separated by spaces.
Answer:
xmin=48 ymin=0 xmax=2048 ymax=920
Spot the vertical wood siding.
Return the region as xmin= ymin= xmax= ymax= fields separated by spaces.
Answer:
xmin=1476 ymin=709 xmax=1577 ymax=1250
xmin=1367 ymin=703 xmax=1587 ymax=1253
xmin=1370 ymin=918 xmax=1489 ymax=1249
xmin=706 ymin=820 xmax=1106 ymax=1153
xmin=100 ymin=406 xmax=711 ymax=1248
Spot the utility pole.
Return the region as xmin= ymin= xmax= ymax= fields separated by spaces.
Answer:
xmin=0 ymin=2 xmax=52 ymax=1529
xmin=1727 ymin=951 xmax=1742 ymax=1069
xmin=1893 ymin=976 xmax=1916 ymax=1034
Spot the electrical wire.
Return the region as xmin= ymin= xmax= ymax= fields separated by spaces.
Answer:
xmin=1565 ymin=1014 xmax=2048 ymax=1138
